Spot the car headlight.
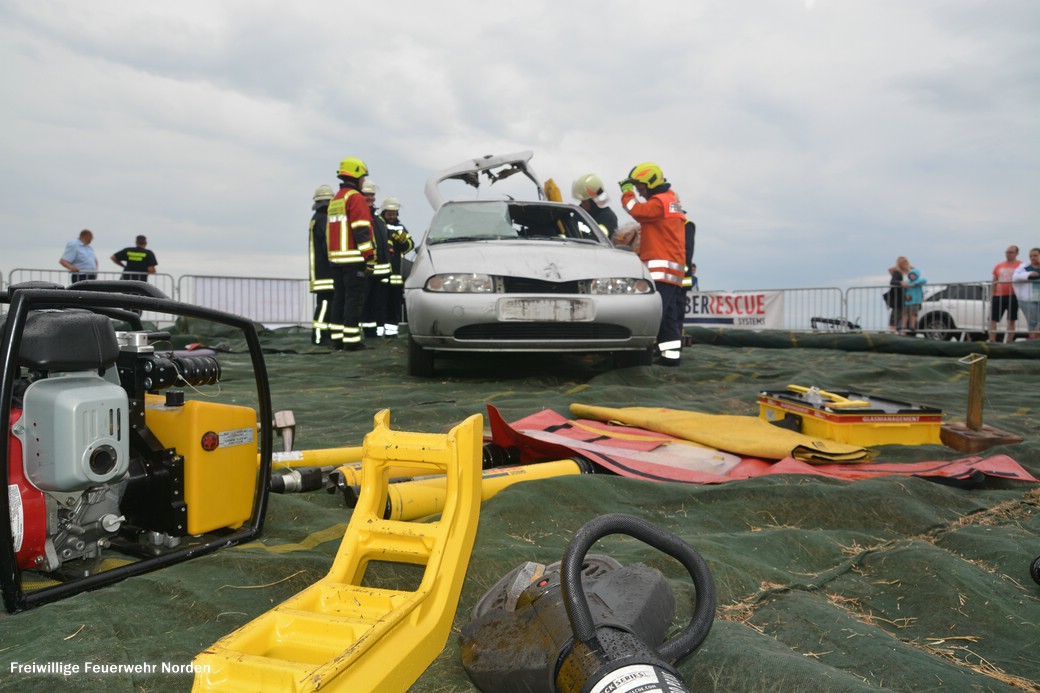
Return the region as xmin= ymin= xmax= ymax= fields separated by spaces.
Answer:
xmin=589 ymin=278 xmax=654 ymax=295
xmin=425 ymin=273 xmax=496 ymax=293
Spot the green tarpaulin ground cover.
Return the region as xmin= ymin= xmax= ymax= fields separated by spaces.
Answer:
xmin=2 ymin=329 xmax=1038 ymax=692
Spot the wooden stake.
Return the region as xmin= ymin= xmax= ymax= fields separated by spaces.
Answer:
xmin=941 ymin=353 xmax=1022 ymax=452
xmin=963 ymin=354 xmax=986 ymax=431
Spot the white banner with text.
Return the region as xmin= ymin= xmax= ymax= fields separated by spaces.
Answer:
xmin=684 ymin=291 xmax=784 ymax=330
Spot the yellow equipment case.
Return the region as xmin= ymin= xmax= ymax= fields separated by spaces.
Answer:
xmin=758 ymin=385 xmax=943 ymax=446
xmin=145 ymin=396 xmax=258 ymax=535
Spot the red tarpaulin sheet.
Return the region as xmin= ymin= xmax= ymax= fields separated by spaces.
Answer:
xmin=488 ymin=406 xmax=1038 ymax=485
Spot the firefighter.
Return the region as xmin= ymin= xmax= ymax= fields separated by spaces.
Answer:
xmin=674 ymin=193 xmax=697 ymax=291
xmin=571 ymin=173 xmax=619 ymax=238
xmin=681 ymin=219 xmax=697 ymax=290
xmin=110 ymin=235 xmax=158 ymax=281
xmin=359 ymin=180 xmax=392 ymax=338
xmin=308 ymin=184 xmax=335 ymax=345
xmin=326 ymin=157 xmax=375 ymax=350
xmin=380 ymin=196 xmax=414 ymax=337
xmin=619 ymin=162 xmax=687 ymax=367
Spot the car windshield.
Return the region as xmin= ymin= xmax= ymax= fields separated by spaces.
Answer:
xmin=426 ymin=201 xmax=608 ymax=245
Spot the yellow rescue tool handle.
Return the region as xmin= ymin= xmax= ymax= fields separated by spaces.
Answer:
xmin=383 ymin=459 xmax=588 ymax=521
xmin=785 ymin=384 xmax=870 ymax=408
xmin=268 ymin=446 xmax=364 ymax=469
xmin=195 ymin=410 xmax=483 ymax=693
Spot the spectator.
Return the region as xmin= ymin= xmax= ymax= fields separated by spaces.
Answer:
xmin=110 ymin=235 xmax=158 ymax=281
xmin=901 ymin=266 xmax=927 ymax=335
xmin=1012 ymin=247 xmax=1040 ymax=339
xmin=885 ymin=257 xmax=909 ymax=333
xmin=989 ymin=245 xmax=1022 ymax=342
xmin=59 ymin=229 xmax=98 ymax=283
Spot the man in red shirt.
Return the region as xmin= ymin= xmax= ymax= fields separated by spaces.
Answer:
xmin=989 ymin=245 xmax=1022 ymax=343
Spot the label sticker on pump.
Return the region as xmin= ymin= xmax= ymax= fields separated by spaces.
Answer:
xmin=588 ymin=664 xmax=686 ymax=693
xmin=219 ymin=428 xmax=255 ymax=448
xmin=8 ymin=485 xmax=23 ymax=552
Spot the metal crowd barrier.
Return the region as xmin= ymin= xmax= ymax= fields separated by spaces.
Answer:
xmin=686 ymin=281 xmax=1019 ymax=342
xmin=2 ymin=269 xmax=1023 ymax=340
xmin=5 ymin=269 xmax=180 ymax=326
xmin=846 ymin=281 xmax=1024 ymax=341
xmin=8 ymin=268 xmax=177 ymax=296
xmin=176 ymin=275 xmax=311 ymax=328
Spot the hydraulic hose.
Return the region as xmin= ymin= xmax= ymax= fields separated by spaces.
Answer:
xmin=560 ymin=513 xmax=716 ymax=665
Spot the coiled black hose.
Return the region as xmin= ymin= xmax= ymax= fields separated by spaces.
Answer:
xmin=560 ymin=513 xmax=716 ymax=664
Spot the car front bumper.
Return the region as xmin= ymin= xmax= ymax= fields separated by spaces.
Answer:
xmin=405 ymin=290 xmax=661 ymax=352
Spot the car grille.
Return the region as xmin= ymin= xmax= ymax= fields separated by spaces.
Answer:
xmin=502 ymin=277 xmax=585 ymax=294
xmin=454 ymin=323 xmax=631 ymax=340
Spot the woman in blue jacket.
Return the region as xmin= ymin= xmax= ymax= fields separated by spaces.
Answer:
xmin=901 ymin=267 xmax=927 ymax=335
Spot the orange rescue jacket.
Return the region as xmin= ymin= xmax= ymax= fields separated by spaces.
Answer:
xmin=622 ymin=188 xmax=686 ymax=286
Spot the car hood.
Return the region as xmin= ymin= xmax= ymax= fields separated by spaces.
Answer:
xmin=425 ymin=151 xmax=544 ymax=210
xmin=411 ymin=241 xmax=650 ymax=283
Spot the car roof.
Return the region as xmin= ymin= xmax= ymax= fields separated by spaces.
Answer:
xmin=424 ymin=151 xmax=545 ymax=210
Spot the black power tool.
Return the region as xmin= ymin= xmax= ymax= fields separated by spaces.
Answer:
xmin=460 ymin=513 xmax=716 ymax=693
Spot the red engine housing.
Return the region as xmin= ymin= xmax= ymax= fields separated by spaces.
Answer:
xmin=7 ymin=409 xmax=47 ymax=571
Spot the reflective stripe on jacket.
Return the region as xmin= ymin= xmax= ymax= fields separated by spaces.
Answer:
xmin=385 ymin=221 xmax=414 ymax=284
xmin=326 ymin=188 xmax=374 ymax=264
xmin=368 ymin=215 xmax=392 ymax=277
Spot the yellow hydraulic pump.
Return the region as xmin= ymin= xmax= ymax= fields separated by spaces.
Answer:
xmin=192 ymin=409 xmax=483 ymax=693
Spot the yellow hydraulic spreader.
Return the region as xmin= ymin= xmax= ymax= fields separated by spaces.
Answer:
xmin=192 ymin=409 xmax=483 ymax=693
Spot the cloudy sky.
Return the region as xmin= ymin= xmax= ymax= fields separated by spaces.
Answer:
xmin=2 ymin=1 xmax=1037 ymax=291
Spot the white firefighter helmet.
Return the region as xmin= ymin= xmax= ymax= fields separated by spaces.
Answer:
xmin=381 ymin=196 xmax=401 ymax=212
xmin=313 ymin=184 xmax=334 ymax=202
xmin=571 ymin=173 xmax=610 ymax=207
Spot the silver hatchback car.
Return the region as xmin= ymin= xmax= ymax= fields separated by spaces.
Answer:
xmin=404 ymin=153 xmax=661 ymax=376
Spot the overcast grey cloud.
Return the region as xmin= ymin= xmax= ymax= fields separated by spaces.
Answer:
xmin=2 ymin=0 xmax=1037 ymax=291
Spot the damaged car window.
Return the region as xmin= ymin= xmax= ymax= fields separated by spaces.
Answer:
xmin=427 ymin=202 xmax=517 ymax=244
xmin=427 ymin=201 xmax=609 ymax=246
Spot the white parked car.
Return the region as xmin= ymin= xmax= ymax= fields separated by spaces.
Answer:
xmin=916 ymin=282 xmax=1024 ymax=341
xmin=404 ymin=152 xmax=662 ymax=377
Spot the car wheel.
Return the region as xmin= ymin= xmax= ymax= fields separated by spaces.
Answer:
xmin=918 ymin=313 xmax=954 ymax=341
xmin=613 ymin=347 xmax=654 ymax=368
xmin=408 ymin=337 xmax=435 ymax=377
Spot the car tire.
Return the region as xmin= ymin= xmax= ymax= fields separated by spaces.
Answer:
xmin=918 ymin=313 xmax=954 ymax=341
xmin=408 ymin=337 xmax=435 ymax=377
xmin=613 ymin=347 xmax=654 ymax=369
